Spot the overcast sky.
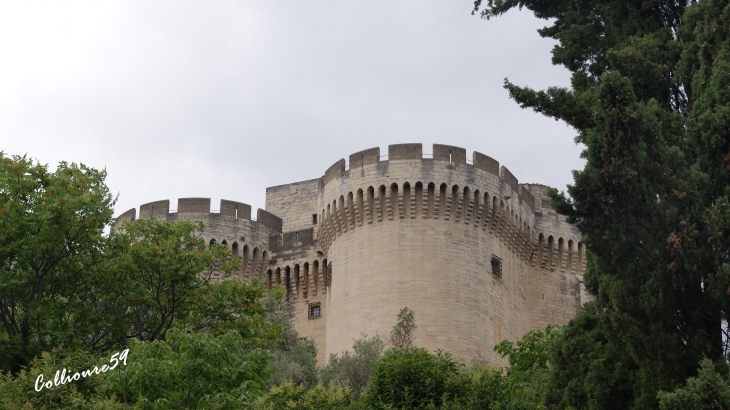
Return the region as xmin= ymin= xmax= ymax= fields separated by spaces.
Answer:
xmin=1 ymin=0 xmax=583 ymax=218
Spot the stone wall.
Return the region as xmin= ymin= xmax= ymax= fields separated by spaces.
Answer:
xmin=525 ymin=184 xmax=591 ymax=331
xmin=266 ymin=179 xmax=320 ymax=233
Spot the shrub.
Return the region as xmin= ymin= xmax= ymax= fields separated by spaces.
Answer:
xmin=254 ymin=381 xmax=354 ymax=410
xmin=363 ymin=347 xmax=459 ymax=409
xmin=320 ymin=334 xmax=385 ymax=398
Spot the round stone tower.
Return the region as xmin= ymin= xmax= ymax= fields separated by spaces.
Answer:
xmin=317 ymin=143 xmax=537 ymax=364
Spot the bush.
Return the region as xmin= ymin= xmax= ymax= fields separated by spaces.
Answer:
xmin=0 ymin=348 xmax=123 ymax=409
xmin=254 ymin=381 xmax=354 ymax=410
xmin=320 ymin=334 xmax=385 ymax=398
xmin=440 ymin=361 xmax=516 ymax=410
xmin=363 ymin=347 xmax=459 ymax=409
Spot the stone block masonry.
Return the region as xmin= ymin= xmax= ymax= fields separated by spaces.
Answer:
xmin=116 ymin=143 xmax=587 ymax=367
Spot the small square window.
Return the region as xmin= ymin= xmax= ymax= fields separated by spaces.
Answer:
xmin=312 ymin=214 xmax=318 ymax=225
xmin=491 ymin=255 xmax=502 ymax=278
xmin=308 ymin=302 xmax=321 ymax=319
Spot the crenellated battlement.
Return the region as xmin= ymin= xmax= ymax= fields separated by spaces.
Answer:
xmin=113 ymin=198 xmax=282 ymax=233
xmin=315 ymin=144 xmax=546 ymax=263
xmin=321 ymin=144 xmax=533 ymax=212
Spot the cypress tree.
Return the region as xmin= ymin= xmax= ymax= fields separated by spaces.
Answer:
xmin=474 ymin=1 xmax=730 ymax=408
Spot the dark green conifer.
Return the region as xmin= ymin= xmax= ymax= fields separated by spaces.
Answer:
xmin=474 ymin=1 xmax=730 ymax=408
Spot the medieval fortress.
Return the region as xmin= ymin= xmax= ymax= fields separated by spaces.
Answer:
xmin=114 ymin=143 xmax=589 ymax=366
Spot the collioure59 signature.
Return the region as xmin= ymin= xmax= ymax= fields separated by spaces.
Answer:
xmin=34 ymin=349 xmax=130 ymax=392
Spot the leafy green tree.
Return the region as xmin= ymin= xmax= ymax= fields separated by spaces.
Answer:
xmin=657 ymin=357 xmax=730 ymax=410
xmin=0 ymin=152 xmax=277 ymax=376
xmin=0 ymin=153 xmax=292 ymax=409
xmin=0 ymin=279 xmax=282 ymax=409
xmin=390 ymin=307 xmax=417 ymax=349
xmin=107 ymin=218 xmax=243 ymax=343
xmin=320 ymin=334 xmax=385 ymax=398
xmin=0 ymin=153 xmax=117 ymax=373
xmin=494 ymin=325 xmax=561 ymax=407
xmin=474 ymin=1 xmax=730 ymax=408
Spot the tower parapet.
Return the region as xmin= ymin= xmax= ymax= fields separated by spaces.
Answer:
xmin=317 ymin=144 xmax=537 ymax=258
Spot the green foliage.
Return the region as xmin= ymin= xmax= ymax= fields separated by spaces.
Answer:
xmin=0 ymin=287 xmax=279 ymax=409
xmin=474 ymin=0 xmax=730 ymax=408
xmin=0 ymin=153 xmax=117 ymax=373
xmin=657 ymin=358 xmax=730 ymax=410
xmin=440 ymin=362 xmax=534 ymax=410
xmin=390 ymin=307 xmax=417 ymax=349
xmin=0 ymin=307 xmax=278 ymax=409
xmin=109 ymin=218 xmax=247 ymax=342
xmin=320 ymin=334 xmax=385 ymax=398
xmin=473 ymin=0 xmax=688 ymax=110
xmin=0 ymin=153 xmax=264 ymax=375
xmin=264 ymin=295 xmax=319 ymax=390
xmin=108 ymin=328 xmax=272 ymax=409
xmin=545 ymin=303 xmax=635 ymax=409
xmin=495 ymin=325 xmax=560 ymax=406
xmin=253 ymin=381 xmax=355 ymax=410
xmin=363 ymin=347 xmax=459 ymax=409
xmin=0 ymin=153 xmax=290 ymax=408
xmin=0 ymin=348 xmax=124 ymax=409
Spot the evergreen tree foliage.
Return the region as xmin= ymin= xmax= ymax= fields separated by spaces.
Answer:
xmin=474 ymin=1 xmax=730 ymax=408
xmin=657 ymin=358 xmax=730 ymax=409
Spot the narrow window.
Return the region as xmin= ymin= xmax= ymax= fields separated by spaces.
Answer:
xmin=308 ymin=302 xmax=321 ymax=319
xmin=491 ymin=255 xmax=502 ymax=278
